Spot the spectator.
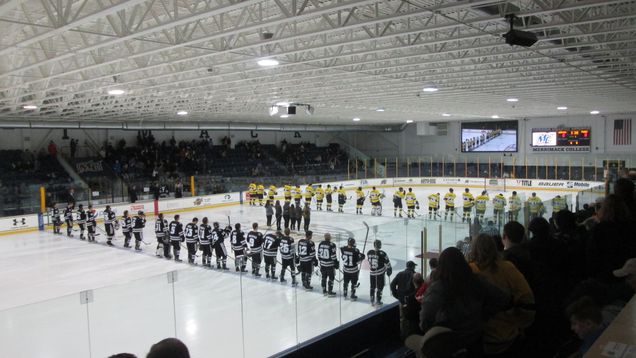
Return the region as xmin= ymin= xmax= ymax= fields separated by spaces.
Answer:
xmin=406 ymin=273 xmax=425 ymax=336
xmin=479 ymin=219 xmax=499 ymax=238
xmin=129 ymin=184 xmax=137 ymax=203
xmin=587 ymin=194 xmax=636 ymax=282
xmin=70 ymin=139 xmax=78 ymax=159
xmin=66 ymin=188 xmax=76 ymax=208
xmin=406 ymin=326 xmax=469 ymax=358
xmin=109 ymin=354 xmax=136 ymax=358
xmin=427 ymin=258 xmax=438 ymax=283
xmin=390 ymin=260 xmax=417 ymax=339
xmin=469 ymin=234 xmax=535 ymax=356
xmin=502 ymin=221 xmax=533 ymax=283
xmin=48 ymin=140 xmax=57 ymax=156
xmin=418 ymin=247 xmax=509 ymax=356
xmin=174 ymin=178 xmax=183 ymax=198
xmin=456 ymin=236 xmax=472 ymax=259
xmin=566 ymin=296 xmax=605 ymax=356
xmin=613 ymin=258 xmax=636 ymax=293
xmin=147 ymin=338 xmax=190 ymax=358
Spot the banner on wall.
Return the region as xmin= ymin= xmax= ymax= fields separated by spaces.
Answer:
xmin=74 ymin=159 xmax=104 ymax=175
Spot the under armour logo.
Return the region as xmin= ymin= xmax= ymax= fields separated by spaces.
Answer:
xmin=224 ymin=195 xmax=231 ymax=200
xmin=12 ymin=218 xmax=26 ymax=226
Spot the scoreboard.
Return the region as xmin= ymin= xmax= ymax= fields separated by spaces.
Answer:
xmin=531 ymin=127 xmax=591 ymax=152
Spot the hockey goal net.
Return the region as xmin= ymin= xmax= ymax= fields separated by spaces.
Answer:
xmin=485 ymin=178 xmax=507 ymax=193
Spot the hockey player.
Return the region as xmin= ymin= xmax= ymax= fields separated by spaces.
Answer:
xmin=155 ymin=213 xmax=169 ymax=257
xmin=325 ymin=184 xmax=333 ymax=211
xmin=475 ymin=191 xmax=490 ymax=223
xmin=492 ymin=193 xmax=507 ymax=225
xmin=283 ymin=184 xmax=292 ymax=204
xmin=198 ymin=217 xmax=213 ymax=267
xmin=86 ymin=204 xmax=97 ymax=242
xmin=230 ymin=223 xmax=248 ymax=272
xmin=337 ymin=185 xmax=347 ymax=213
xmin=552 ymin=195 xmax=567 ymax=218
xmin=64 ymin=203 xmax=74 ymax=237
xmin=428 ymin=192 xmax=440 ymax=220
xmin=77 ymin=204 xmax=87 ymax=240
xmin=527 ymin=192 xmax=544 ymax=220
xmin=405 ymin=188 xmax=418 ymax=218
xmin=462 ymin=188 xmax=475 ymax=223
xmin=212 ymin=222 xmax=230 ymax=270
xmin=341 ymin=238 xmax=365 ymax=300
xmin=304 ymin=184 xmax=314 ymax=207
xmin=268 ymin=185 xmax=277 ymax=202
xmin=443 ymin=188 xmax=456 ymax=221
xmin=315 ymin=185 xmax=325 ymax=210
xmin=263 ymin=231 xmax=281 ymax=279
xmin=355 ymin=187 xmax=365 ymax=214
xmin=369 ymin=187 xmax=382 ymax=216
xmin=318 ymin=233 xmax=339 ymax=296
xmin=257 ymin=183 xmax=265 ymax=206
xmin=51 ymin=203 xmax=62 ymax=234
xmin=121 ymin=210 xmax=133 ymax=248
xmin=508 ymin=191 xmax=522 ymax=222
xmin=169 ymin=215 xmax=184 ymax=262
xmin=246 ymin=223 xmax=264 ymax=277
xmin=298 ymin=230 xmax=317 ymax=290
xmin=367 ymin=240 xmax=392 ymax=306
xmin=279 ymin=228 xmax=297 ymax=285
xmin=103 ymin=205 xmax=116 ymax=246
xmin=393 ymin=187 xmax=405 ymax=217
xmin=248 ymin=183 xmax=257 ymax=206
xmin=132 ymin=211 xmax=146 ymax=251
xmin=293 ymin=185 xmax=303 ymax=206
xmin=184 ymin=217 xmax=199 ymax=264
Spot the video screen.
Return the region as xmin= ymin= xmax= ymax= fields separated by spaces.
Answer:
xmin=461 ymin=120 xmax=518 ymax=152
xmin=532 ymin=131 xmax=557 ymax=146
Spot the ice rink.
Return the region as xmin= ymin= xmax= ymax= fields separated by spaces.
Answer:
xmin=0 ymin=185 xmax=582 ymax=358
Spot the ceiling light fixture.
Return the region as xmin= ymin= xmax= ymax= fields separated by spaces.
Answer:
xmin=23 ymin=105 xmax=37 ymax=109
xmin=506 ymin=98 xmax=519 ymax=102
xmin=406 ymin=120 xmax=414 ymax=124
xmin=442 ymin=113 xmax=451 ymax=117
xmin=557 ymin=106 xmax=568 ymax=110
xmin=353 ymin=117 xmax=361 ymax=122
xmin=491 ymin=115 xmax=500 ymax=119
xmin=376 ymin=108 xmax=385 ymax=112
xmin=257 ymin=58 xmax=279 ymax=67
xmin=177 ymin=111 xmax=188 ymax=116
xmin=280 ymin=114 xmax=289 ymax=118
xmin=275 ymin=101 xmax=290 ymax=107
xmin=422 ymin=84 xmax=439 ymax=92
xmin=108 ymin=89 xmax=125 ymax=95
xmin=590 ymin=110 xmax=600 ymax=115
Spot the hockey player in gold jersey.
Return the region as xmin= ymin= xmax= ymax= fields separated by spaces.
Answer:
xmin=393 ymin=187 xmax=405 ymax=217
xmin=428 ymin=192 xmax=440 ymax=220
xmin=443 ymin=188 xmax=456 ymax=221
xmin=325 ymin=185 xmax=334 ymax=211
xmin=315 ymin=185 xmax=325 ymax=210
xmin=405 ymin=188 xmax=418 ymax=218
xmin=462 ymin=188 xmax=475 ymax=223
xmin=355 ymin=187 xmax=365 ymax=214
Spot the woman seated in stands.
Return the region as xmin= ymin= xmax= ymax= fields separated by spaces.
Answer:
xmin=469 ymin=234 xmax=535 ymax=356
xmin=418 ymin=247 xmax=509 ymax=356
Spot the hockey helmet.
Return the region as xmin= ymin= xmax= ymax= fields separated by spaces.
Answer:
xmin=348 ymin=237 xmax=356 ymax=247
xmin=213 ymin=222 xmax=219 ymax=228
xmin=137 ymin=210 xmax=144 ymax=215
xmin=374 ymin=239 xmax=382 ymax=250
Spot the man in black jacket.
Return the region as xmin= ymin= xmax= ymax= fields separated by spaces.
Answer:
xmin=391 ymin=261 xmax=417 ymax=339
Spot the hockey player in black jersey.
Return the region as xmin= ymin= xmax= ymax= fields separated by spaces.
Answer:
xmin=76 ymin=204 xmax=87 ymax=240
xmin=121 ymin=210 xmax=133 ymax=248
xmin=341 ymin=238 xmax=365 ymax=300
xmin=64 ymin=203 xmax=74 ymax=237
xmin=367 ymin=240 xmax=392 ymax=306
xmin=132 ymin=211 xmax=146 ymax=251
xmin=279 ymin=228 xmax=297 ymax=285
xmin=246 ymin=223 xmax=264 ymax=277
xmin=198 ymin=218 xmax=213 ymax=267
xmin=212 ymin=222 xmax=230 ymax=270
xmin=86 ymin=205 xmax=97 ymax=242
xmin=184 ymin=218 xmax=199 ymax=264
xmin=298 ymin=230 xmax=317 ymax=290
xmin=51 ymin=203 xmax=62 ymax=234
xmin=169 ymin=215 xmax=184 ymax=262
xmin=263 ymin=231 xmax=282 ymax=279
xmin=103 ymin=205 xmax=116 ymax=246
xmin=230 ymin=223 xmax=248 ymax=272
xmin=318 ymin=233 xmax=339 ymax=296
xmin=155 ymin=213 xmax=169 ymax=257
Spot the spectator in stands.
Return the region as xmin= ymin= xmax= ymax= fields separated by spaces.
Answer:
xmin=614 ymin=178 xmax=636 ymax=220
xmin=147 ymin=337 xmax=190 ymax=358
xmin=614 ymin=258 xmax=636 ymax=293
xmin=479 ymin=219 xmax=499 ymax=238
xmin=48 ymin=140 xmax=57 ymax=157
xmin=427 ymin=258 xmax=438 ymax=283
xmin=469 ymin=234 xmax=535 ymax=356
xmin=406 ymin=273 xmax=425 ymax=335
xmin=587 ymin=194 xmax=636 ymax=282
xmin=502 ymin=221 xmax=533 ymax=283
xmin=66 ymin=188 xmax=76 ymax=208
xmin=391 ymin=261 xmax=417 ymax=339
xmin=566 ymin=296 xmax=605 ymax=356
xmin=129 ymin=184 xmax=137 ymax=203
xmin=175 ymin=178 xmax=183 ymax=198
xmin=567 ymin=278 xmax=633 ymax=327
xmin=70 ymin=138 xmax=78 ymax=159
xmin=418 ymin=247 xmax=509 ymax=356
xmin=456 ymin=236 xmax=472 ymax=259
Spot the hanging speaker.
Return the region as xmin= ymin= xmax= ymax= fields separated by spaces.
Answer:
xmin=287 ymin=106 xmax=296 ymax=115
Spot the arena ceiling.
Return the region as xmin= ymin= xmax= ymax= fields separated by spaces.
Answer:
xmin=0 ymin=0 xmax=635 ymax=126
